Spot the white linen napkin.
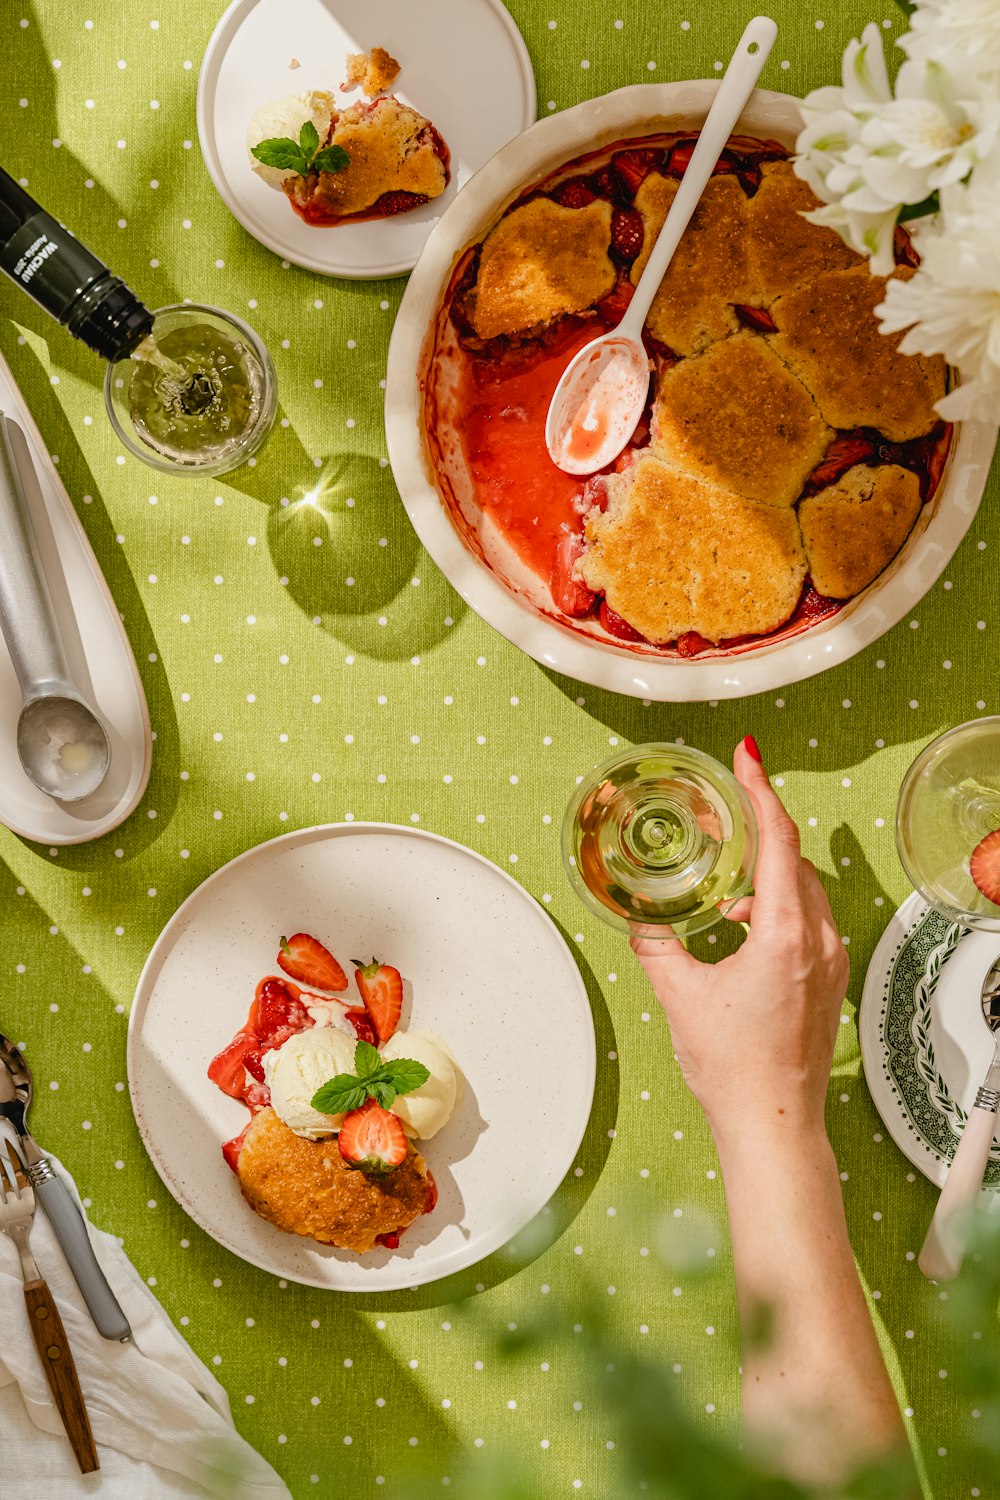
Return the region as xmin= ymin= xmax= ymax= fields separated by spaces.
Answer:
xmin=0 ymin=1141 xmax=291 ymax=1499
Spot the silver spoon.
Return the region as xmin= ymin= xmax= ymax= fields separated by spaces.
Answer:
xmin=0 ymin=1031 xmax=131 ymax=1339
xmin=0 ymin=414 xmax=110 ymax=801
xmin=918 ymin=953 xmax=1000 ymax=1282
xmin=545 ymin=15 xmax=778 ymax=475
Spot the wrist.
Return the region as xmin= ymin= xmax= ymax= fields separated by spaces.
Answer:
xmin=710 ymin=1112 xmax=834 ymax=1176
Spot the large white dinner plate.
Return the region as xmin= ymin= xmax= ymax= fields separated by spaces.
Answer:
xmin=385 ymin=81 xmax=999 ymax=700
xmin=0 ymin=351 xmax=151 ymax=845
xmin=197 ymin=0 xmax=536 ymax=278
xmin=859 ymin=890 xmax=1000 ymax=1206
xmin=128 ymin=824 xmax=596 ymax=1291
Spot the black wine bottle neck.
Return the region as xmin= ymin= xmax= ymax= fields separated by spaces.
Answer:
xmin=0 ymin=166 xmax=153 ymax=361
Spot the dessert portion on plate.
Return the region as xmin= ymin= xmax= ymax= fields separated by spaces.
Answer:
xmin=247 ymin=47 xmax=450 ymax=228
xmin=425 ymin=135 xmax=952 ymax=658
xmin=208 ymin=931 xmax=462 ymax=1253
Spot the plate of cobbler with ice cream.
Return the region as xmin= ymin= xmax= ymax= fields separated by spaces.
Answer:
xmin=127 ymin=824 xmax=595 ymax=1291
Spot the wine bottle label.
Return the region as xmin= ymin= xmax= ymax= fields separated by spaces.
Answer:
xmin=0 ymin=212 xmax=106 ymax=321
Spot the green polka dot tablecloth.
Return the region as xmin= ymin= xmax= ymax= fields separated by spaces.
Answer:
xmin=1 ymin=3 xmax=997 ymax=1498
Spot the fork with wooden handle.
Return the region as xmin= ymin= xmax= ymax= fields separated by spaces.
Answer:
xmin=0 ymin=1140 xmax=99 ymax=1473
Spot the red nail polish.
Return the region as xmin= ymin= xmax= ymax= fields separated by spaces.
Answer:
xmin=743 ymin=734 xmax=762 ymax=763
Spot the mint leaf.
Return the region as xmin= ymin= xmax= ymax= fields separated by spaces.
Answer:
xmin=310 ymin=1074 xmax=367 ymax=1115
xmin=382 ymin=1059 xmax=430 ymax=1097
xmin=250 ymin=137 xmax=310 ymax=174
xmin=354 ymin=1039 xmax=381 ymax=1079
xmin=368 ymin=1079 xmax=398 ymax=1110
xmin=312 ymin=144 xmax=350 ymax=175
xmin=299 ymin=119 xmax=320 ymax=157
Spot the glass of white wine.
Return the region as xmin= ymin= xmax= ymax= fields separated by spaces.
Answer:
xmin=896 ymin=717 xmax=1000 ymax=930
xmin=562 ymin=742 xmax=758 ymax=939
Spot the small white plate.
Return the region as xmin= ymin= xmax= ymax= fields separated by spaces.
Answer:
xmin=859 ymin=890 xmax=1000 ymax=1200
xmin=127 ymin=824 xmax=596 ymax=1291
xmin=197 ymin=0 xmax=536 ymax=278
xmin=0 ymin=352 xmax=151 ymax=846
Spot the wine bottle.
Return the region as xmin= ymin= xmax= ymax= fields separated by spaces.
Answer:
xmin=0 ymin=165 xmax=153 ymax=360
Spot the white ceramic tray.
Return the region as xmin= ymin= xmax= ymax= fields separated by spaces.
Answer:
xmin=0 ymin=350 xmax=151 ymax=844
xmin=385 ymin=81 xmax=999 ymax=701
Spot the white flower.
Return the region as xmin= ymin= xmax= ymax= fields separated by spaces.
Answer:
xmin=876 ymin=158 xmax=1000 ymax=421
xmin=794 ymin=22 xmax=1000 ymax=274
xmin=900 ymin=0 xmax=1000 ymax=83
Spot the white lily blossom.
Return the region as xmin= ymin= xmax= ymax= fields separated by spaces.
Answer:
xmin=794 ymin=22 xmax=1000 ymax=274
xmin=899 ymin=0 xmax=1000 ymax=83
xmin=876 ymin=158 xmax=1000 ymax=422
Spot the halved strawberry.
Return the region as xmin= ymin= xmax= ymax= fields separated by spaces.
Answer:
xmin=733 ymin=303 xmax=777 ymax=334
xmin=610 ymin=207 xmax=644 ymax=265
xmin=222 ymin=1124 xmax=250 ymax=1174
xmin=208 ymin=1030 xmax=259 ymax=1098
xmin=338 ymin=1098 xmax=408 ymax=1173
xmin=345 ymin=1007 xmax=378 ymax=1046
xmin=677 ymin=631 xmax=714 ymax=658
xmin=612 ymin=148 xmax=662 ymax=198
xmin=970 ymin=830 xmax=1000 ymax=907
xmin=353 ymin=958 xmax=403 ymax=1045
xmin=796 ymin=582 xmax=841 ymax=623
xmin=553 ymin=177 xmax=596 ymax=209
xmin=255 ymin=975 xmax=312 ymax=1043
xmin=550 ymin=524 xmax=597 ymax=618
xmin=277 ymin=934 xmax=348 ymax=993
xmin=805 ymin=432 xmax=875 ymax=492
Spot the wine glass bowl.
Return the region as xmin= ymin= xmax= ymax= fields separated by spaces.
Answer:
xmin=897 ymin=717 xmax=1000 ymax=931
xmin=562 ymin=742 xmax=758 ymax=938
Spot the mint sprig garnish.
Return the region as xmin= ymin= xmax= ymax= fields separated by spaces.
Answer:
xmin=311 ymin=1040 xmax=430 ymax=1117
xmin=251 ymin=120 xmax=350 ymax=179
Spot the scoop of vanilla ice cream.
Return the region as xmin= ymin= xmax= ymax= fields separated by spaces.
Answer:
xmin=380 ymin=1031 xmax=463 ymax=1140
xmin=263 ymin=1027 xmax=357 ymax=1139
xmin=246 ymin=91 xmax=337 ymax=189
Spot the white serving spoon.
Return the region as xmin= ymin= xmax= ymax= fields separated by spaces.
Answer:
xmin=545 ymin=15 xmax=778 ymax=476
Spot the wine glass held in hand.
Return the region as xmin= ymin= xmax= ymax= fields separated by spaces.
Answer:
xmin=562 ymin=741 xmax=758 ymax=940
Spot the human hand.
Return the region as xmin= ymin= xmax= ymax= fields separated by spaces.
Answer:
xmin=630 ymin=736 xmax=849 ymax=1151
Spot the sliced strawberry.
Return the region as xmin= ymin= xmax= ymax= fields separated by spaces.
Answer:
xmin=805 ymin=432 xmax=876 ymax=492
xmin=244 ymin=1080 xmax=270 ymax=1114
xmin=552 ymin=177 xmax=596 ymax=209
xmin=600 ymin=601 xmax=647 ymax=642
xmin=610 ymin=207 xmax=644 ymax=265
xmin=353 ymin=958 xmax=403 ymax=1045
xmin=222 ymin=1125 xmax=250 ymax=1174
xmin=595 ymin=278 xmax=635 ymax=324
xmin=376 ymin=1231 xmax=401 ymax=1249
xmin=345 ymin=1006 xmax=378 ymax=1046
xmin=338 ymin=1098 xmax=408 ymax=1173
xmin=243 ymin=1050 xmax=267 ymax=1084
xmin=970 ymin=830 xmax=1000 ymax=907
xmin=277 ymin=934 xmax=348 ymax=993
xmin=589 ymin=165 xmax=618 ymax=200
xmin=733 ymin=303 xmax=777 ymax=334
xmin=796 ymin=582 xmax=841 ymax=622
xmin=208 ymin=1030 xmax=259 ymax=1098
xmin=666 ymin=140 xmax=698 ymax=177
xmin=549 ymin=524 xmax=597 ymax=618
xmin=255 ymin=976 xmax=312 ymax=1044
xmin=375 ymin=190 xmax=429 ymax=216
xmin=677 ymin=631 xmax=714 ymax=658
xmin=612 ymin=148 xmax=662 ymax=198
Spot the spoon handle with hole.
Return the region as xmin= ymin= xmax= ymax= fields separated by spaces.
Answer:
xmin=918 ymin=1047 xmax=1000 ymax=1282
xmin=0 ymin=413 xmax=74 ymax=695
xmin=620 ymin=16 xmax=778 ymax=341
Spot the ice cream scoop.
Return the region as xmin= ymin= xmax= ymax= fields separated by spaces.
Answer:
xmin=380 ymin=1031 xmax=463 ymax=1140
xmin=247 ymin=91 xmax=338 ymax=189
xmin=0 ymin=414 xmax=110 ymax=802
xmin=263 ymin=1027 xmax=357 ymax=1139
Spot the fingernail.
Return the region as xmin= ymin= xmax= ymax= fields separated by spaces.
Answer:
xmin=742 ymin=734 xmax=762 ymax=763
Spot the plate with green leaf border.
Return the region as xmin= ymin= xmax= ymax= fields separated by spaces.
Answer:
xmin=860 ymin=890 xmax=1000 ymax=1197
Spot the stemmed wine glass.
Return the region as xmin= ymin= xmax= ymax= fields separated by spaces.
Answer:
xmin=562 ymin=742 xmax=758 ymax=940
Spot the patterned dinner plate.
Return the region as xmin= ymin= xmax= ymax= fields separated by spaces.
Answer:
xmin=128 ymin=824 xmax=596 ymax=1291
xmin=859 ymin=890 xmax=1000 ymax=1197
